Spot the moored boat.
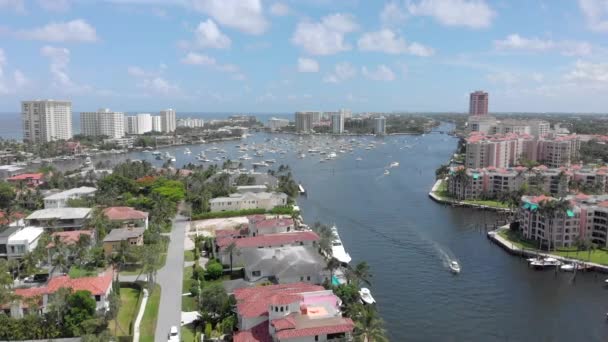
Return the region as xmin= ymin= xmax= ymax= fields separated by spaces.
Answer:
xmin=359 ymin=288 xmax=376 ymax=305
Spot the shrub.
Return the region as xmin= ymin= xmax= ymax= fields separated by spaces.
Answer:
xmin=205 ymin=262 xmax=223 ymax=280
xmin=189 ymin=284 xmax=200 ymax=297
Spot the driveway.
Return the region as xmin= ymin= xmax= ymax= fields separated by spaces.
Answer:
xmin=154 ymin=213 xmax=188 ymax=342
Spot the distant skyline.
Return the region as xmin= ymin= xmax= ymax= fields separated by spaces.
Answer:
xmin=0 ymin=0 xmax=608 ymax=113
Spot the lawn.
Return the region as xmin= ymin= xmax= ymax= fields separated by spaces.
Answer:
xmin=433 ymin=180 xmax=510 ymax=209
xmin=120 ymin=243 xmax=168 ymax=276
xmin=183 ymin=266 xmax=193 ymax=293
xmin=109 ymin=285 xmax=142 ymax=337
xmin=139 ymin=284 xmax=161 ymax=342
xmin=497 ymin=229 xmax=608 ymax=265
xmin=181 ymin=324 xmax=198 ymax=342
xmin=68 ymin=266 xmax=99 ymax=278
xmin=182 ymin=295 xmax=198 ymax=312
xmin=184 ymin=249 xmax=195 ymax=262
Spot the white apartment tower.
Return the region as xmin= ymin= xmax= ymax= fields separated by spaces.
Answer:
xmin=160 ymin=109 xmax=176 ymax=133
xmin=136 ymin=113 xmax=152 ymax=134
xmin=80 ymin=109 xmax=125 ymax=138
xmin=22 ymin=100 xmax=73 ymax=143
xmin=331 ymin=112 xmax=344 ymax=134
xmin=151 ymin=116 xmax=162 ymax=132
xmin=125 ymin=116 xmax=138 ymax=135
xmin=295 ymin=112 xmax=313 ymax=133
xmin=374 ymin=116 xmax=386 ymax=135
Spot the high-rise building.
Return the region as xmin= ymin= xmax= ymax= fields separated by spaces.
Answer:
xmin=160 ymin=109 xmax=176 ymax=133
xmin=331 ymin=112 xmax=344 ymax=134
xmin=176 ymin=118 xmax=204 ymax=128
xmin=125 ymin=116 xmax=138 ymax=135
xmin=267 ymin=118 xmax=289 ymax=131
xmin=340 ymin=108 xmax=352 ymax=119
xmin=295 ymin=112 xmax=313 ymax=133
xmin=469 ymin=91 xmax=489 ymax=116
xmin=374 ymin=116 xmax=386 ymax=135
xmin=80 ymin=108 xmax=125 ymax=138
xmin=151 ymin=116 xmax=162 ymax=132
xmin=136 ymin=113 xmax=152 ymax=134
xmin=22 ymin=100 xmax=73 ymax=143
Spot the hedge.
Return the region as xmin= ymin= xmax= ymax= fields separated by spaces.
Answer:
xmin=191 ymin=209 xmax=266 ymax=220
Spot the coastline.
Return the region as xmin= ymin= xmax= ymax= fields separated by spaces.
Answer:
xmin=428 ymin=179 xmax=513 ymax=212
xmin=487 ymin=226 xmax=608 ymax=273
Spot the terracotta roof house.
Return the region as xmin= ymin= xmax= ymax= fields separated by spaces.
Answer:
xmin=11 ymin=269 xmax=113 ymax=318
xmin=47 ymin=230 xmax=95 ymax=264
xmin=233 ymin=283 xmax=354 ymax=342
xmin=7 ymin=173 xmax=44 ymax=188
xmin=103 ymin=206 xmax=149 ymax=230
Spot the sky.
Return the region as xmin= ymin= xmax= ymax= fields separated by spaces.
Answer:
xmin=0 ymin=0 xmax=608 ymax=113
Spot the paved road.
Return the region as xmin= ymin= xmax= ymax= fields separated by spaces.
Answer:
xmin=154 ymin=214 xmax=188 ymax=342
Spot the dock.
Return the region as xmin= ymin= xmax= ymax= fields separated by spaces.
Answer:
xmin=487 ymin=227 xmax=608 ymax=274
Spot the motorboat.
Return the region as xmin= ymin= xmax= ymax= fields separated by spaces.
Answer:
xmin=252 ymin=162 xmax=268 ymax=168
xmin=184 ymin=148 xmax=191 ymax=154
xmin=330 ymin=226 xmax=351 ymax=264
xmin=356 ymin=157 xmax=363 ymax=161
xmin=265 ymin=159 xmax=276 ymax=164
xmin=530 ymin=257 xmax=561 ymax=269
xmin=359 ymin=288 xmax=376 ymax=305
xmin=151 ymin=151 xmax=161 ymax=155
xmin=384 ymin=170 xmax=390 ymax=176
xmin=449 ymin=261 xmax=461 ymax=274
xmin=389 ymin=162 xmax=399 ymax=168
xmin=560 ymin=264 xmax=577 ymax=272
xmin=83 ymin=157 xmax=92 ymax=166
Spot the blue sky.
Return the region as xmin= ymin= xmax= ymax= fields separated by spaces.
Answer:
xmin=0 ymin=0 xmax=608 ymax=113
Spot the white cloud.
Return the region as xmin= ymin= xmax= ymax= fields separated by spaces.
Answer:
xmin=38 ymin=0 xmax=70 ymax=12
xmin=0 ymin=49 xmax=6 ymax=77
xmin=408 ymin=0 xmax=495 ymax=29
xmin=323 ymin=62 xmax=357 ymax=83
xmin=494 ymin=34 xmax=593 ymax=56
xmin=357 ymin=29 xmax=434 ymax=56
xmin=191 ymin=0 xmax=268 ymax=35
xmin=13 ymin=69 xmax=28 ymax=87
xmin=17 ymin=19 xmax=98 ymax=43
xmin=297 ymin=57 xmax=319 ymax=73
xmin=292 ymin=13 xmax=358 ymax=55
xmin=140 ymin=77 xmax=180 ymax=95
xmin=256 ymin=92 xmax=277 ymax=103
xmin=579 ymin=0 xmax=608 ymax=32
xmin=127 ymin=66 xmax=160 ymax=78
xmin=41 ymin=45 xmax=72 ymax=87
xmin=362 ymin=65 xmax=396 ymax=81
xmin=181 ymin=52 xmax=216 ymax=65
xmin=270 ymin=2 xmax=289 ymax=16
xmin=0 ymin=0 xmax=25 ymax=13
xmin=565 ymin=60 xmax=608 ymax=83
xmin=486 ymin=71 xmax=519 ymax=85
xmin=193 ymin=19 xmax=231 ymax=49
xmin=380 ymin=1 xmax=407 ymax=27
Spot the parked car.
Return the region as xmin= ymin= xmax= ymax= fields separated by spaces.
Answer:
xmin=167 ymin=326 xmax=179 ymax=342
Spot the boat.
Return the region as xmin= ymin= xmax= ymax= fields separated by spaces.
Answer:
xmin=389 ymin=162 xmax=399 ymax=168
xmin=330 ymin=226 xmax=351 ymax=264
xmin=265 ymin=159 xmax=276 ymax=164
xmin=298 ymin=184 xmax=306 ymax=194
xmin=151 ymin=151 xmax=161 ymax=155
xmin=449 ymin=261 xmax=461 ymax=274
xmin=252 ymin=162 xmax=268 ymax=168
xmin=530 ymin=257 xmax=561 ymax=269
xmin=560 ymin=264 xmax=577 ymax=272
xmin=384 ymin=170 xmax=390 ymax=175
xmin=83 ymin=157 xmax=92 ymax=166
xmin=184 ymin=148 xmax=191 ymax=154
xmin=359 ymin=288 xmax=376 ymax=305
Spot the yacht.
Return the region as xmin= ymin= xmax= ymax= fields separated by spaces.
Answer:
xmin=449 ymin=261 xmax=461 ymax=274
xmin=359 ymin=288 xmax=376 ymax=305
xmin=530 ymin=257 xmax=561 ymax=269
xmin=330 ymin=226 xmax=352 ymax=264
xmin=560 ymin=263 xmax=581 ymax=272
xmin=151 ymin=151 xmax=161 ymax=156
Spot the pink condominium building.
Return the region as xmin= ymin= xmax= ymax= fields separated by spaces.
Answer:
xmin=469 ymin=91 xmax=489 ymax=116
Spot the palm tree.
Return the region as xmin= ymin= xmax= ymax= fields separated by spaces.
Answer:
xmin=224 ymin=242 xmax=240 ymax=274
xmin=347 ymin=261 xmax=372 ymax=287
xmin=352 ymin=304 xmax=388 ymax=342
xmin=453 ymin=168 xmax=470 ymax=200
xmin=311 ymin=223 xmax=336 ymax=258
xmin=325 ymin=257 xmax=341 ymax=283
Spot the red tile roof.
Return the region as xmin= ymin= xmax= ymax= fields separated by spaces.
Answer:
xmin=103 ymin=206 xmax=148 ymax=221
xmin=233 ymin=322 xmax=271 ymax=342
xmin=48 ymin=230 xmax=94 ymax=248
xmin=217 ymin=231 xmax=319 ymax=250
xmin=15 ymin=269 xmax=113 ymax=299
xmin=234 ymin=283 xmax=323 ymax=319
xmin=8 ymin=173 xmax=44 ymax=181
xmin=271 ymin=314 xmax=297 ymax=331
xmin=274 ymin=318 xmax=355 ymax=339
xmin=215 ymin=227 xmax=249 ymax=238
xmin=269 ymin=293 xmax=302 ymax=306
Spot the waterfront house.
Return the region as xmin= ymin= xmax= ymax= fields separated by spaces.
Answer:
xmin=11 ymin=269 xmax=113 ymax=318
xmin=209 ymin=192 xmax=288 ymax=212
xmin=7 ymin=173 xmax=44 ymax=188
xmin=43 ymin=187 xmax=97 ymax=208
xmin=103 ymin=206 xmax=149 ymax=230
xmin=215 ymin=231 xmax=319 ymax=266
xmin=102 ymin=227 xmax=145 ymax=256
xmin=248 ymin=216 xmax=295 ymax=236
xmin=233 ymin=283 xmax=354 ymax=342
xmin=25 ymin=208 xmax=92 ymax=231
xmin=241 ymin=245 xmax=329 ymax=285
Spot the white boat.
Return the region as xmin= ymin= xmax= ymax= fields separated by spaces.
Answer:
xmin=83 ymin=157 xmax=92 ymax=166
xmin=184 ymin=148 xmax=191 ymax=154
xmin=151 ymin=151 xmax=161 ymax=155
xmin=389 ymin=162 xmax=399 ymax=168
xmin=359 ymin=288 xmax=376 ymax=305
xmin=560 ymin=264 xmax=576 ymax=272
xmin=330 ymin=226 xmax=351 ymax=264
xmin=265 ymin=159 xmax=276 ymax=164
xmin=384 ymin=170 xmax=390 ymax=175
xmin=449 ymin=261 xmax=461 ymax=274
xmin=252 ymin=162 xmax=268 ymax=168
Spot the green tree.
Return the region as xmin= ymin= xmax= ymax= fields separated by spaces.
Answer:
xmin=0 ymin=182 xmax=15 ymax=209
xmin=65 ymin=290 xmax=97 ymax=336
xmin=347 ymin=261 xmax=372 ymax=287
xmin=224 ymin=242 xmax=239 ymax=274
xmin=352 ymin=304 xmax=389 ymax=342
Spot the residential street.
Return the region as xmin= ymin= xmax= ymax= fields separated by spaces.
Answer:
xmin=154 ymin=213 xmax=188 ymax=342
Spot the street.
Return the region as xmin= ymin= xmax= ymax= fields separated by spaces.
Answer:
xmin=154 ymin=214 xmax=187 ymax=342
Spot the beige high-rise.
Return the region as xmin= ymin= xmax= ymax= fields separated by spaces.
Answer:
xmin=22 ymin=100 xmax=73 ymax=143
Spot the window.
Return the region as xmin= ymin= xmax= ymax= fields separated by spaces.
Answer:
xmin=252 ymin=270 xmax=261 ymax=277
xmin=315 ymin=336 xmax=319 ymax=341
xmin=307 ymin=276 xmax=311 ymax=281
xmin=95 ymin=295 xmax=101 ymax=301
xmin=280 ymin=307 xmax=284 ymax=312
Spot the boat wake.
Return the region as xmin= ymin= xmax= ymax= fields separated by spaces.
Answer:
xmin=431 ymin=241 xmax=459 ymax=272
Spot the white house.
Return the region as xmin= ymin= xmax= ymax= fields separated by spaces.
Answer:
xmin=209 ymin=192 xmax=288 ymax=212
xmin=43 ymin=187 xmax=97 ymax=208
xmin=0 ymin=226 xmax=44 ymax=259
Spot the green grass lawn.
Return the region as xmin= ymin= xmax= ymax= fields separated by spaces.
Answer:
xmin=109 ymin=286 xmax=141 ymax=337
xmin=68 ymin=266 xmax=99 ymax=278
xmin=120 ymin=243 xmax=169 ymax=276
xmin=139 ymin=284 xmax=161 ymax=342
xmin=497 ymin=229 xmax=608 ymax=265
xmin=183 ymin=266 xmax=193 ymax=293
xmin=184 ymin=249 xmax=195 ymax=262
xmin=182 ymin=295 xmax=198 ymax=312
xmin=463 ymin=199 xmax=510 ymax=209
xmin=181 ymin=324 xmax=197 ymax=342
